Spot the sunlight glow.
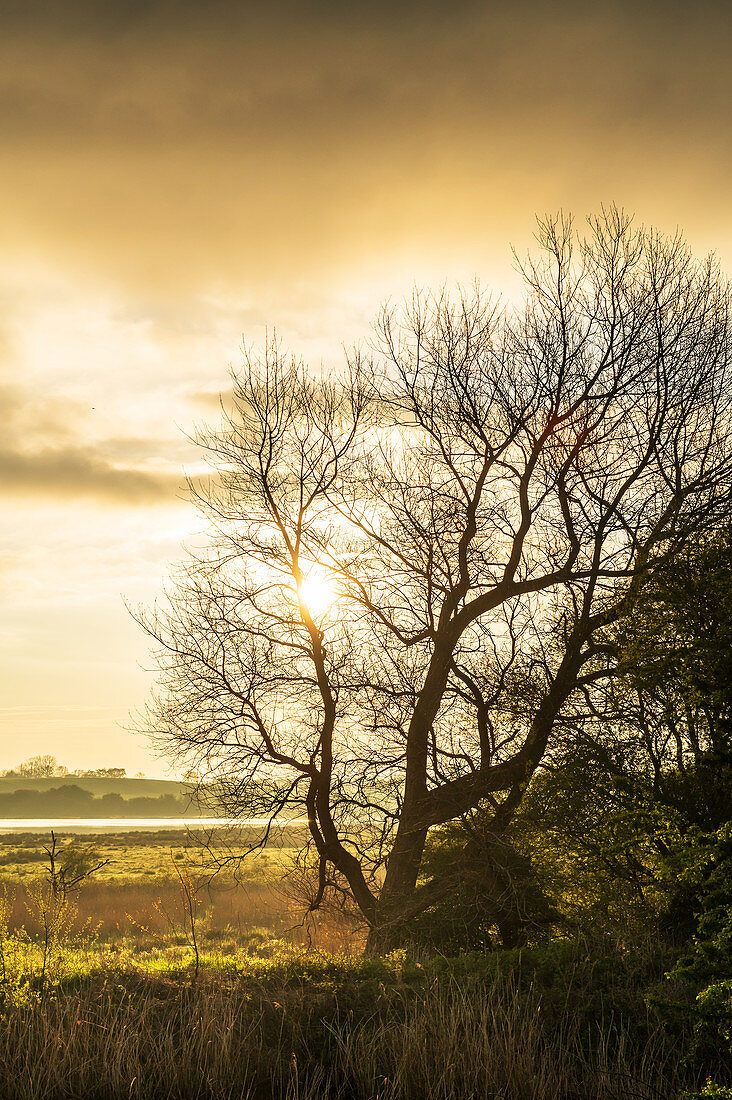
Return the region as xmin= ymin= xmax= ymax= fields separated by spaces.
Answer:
xmin=297 ymin=571 xmax=337 ymax=617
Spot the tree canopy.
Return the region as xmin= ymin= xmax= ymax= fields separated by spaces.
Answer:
xmin=141 ymin=210 xmax=732 ymax=950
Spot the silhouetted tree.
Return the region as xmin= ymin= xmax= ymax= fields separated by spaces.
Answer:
xmin=18 ymin=755 xmax=60 ymax=779
xmin=140 ymin=210 xmax=732 ymax=950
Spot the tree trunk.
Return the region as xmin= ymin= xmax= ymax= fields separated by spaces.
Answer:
xmin=364 ymin=919 xmax=404 ymax=955
xmin=362 ymin=818 xmax=430 ymax=953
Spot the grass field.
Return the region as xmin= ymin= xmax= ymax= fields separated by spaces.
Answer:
xmin=0 ymin=827 xmax=353 ymax=953
xmin=0 ymin=829 xmax=712 ymax=1098
xmin=0 ymin=827 xmax=305 ymax=879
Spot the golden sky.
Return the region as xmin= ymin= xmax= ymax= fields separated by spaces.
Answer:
xmin=1 ymin=0 xmax=731 ymax=774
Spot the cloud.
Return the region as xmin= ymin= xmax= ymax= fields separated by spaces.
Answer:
xmin=0 ymin=377 xmax=186 ymax=504
xmin=186 ymin=388 xmax=234 ymax=414
xmin=0 ymin=0 xmax=730 ymax=295
xmin=0 ymin=444 xmax=183 ymax=503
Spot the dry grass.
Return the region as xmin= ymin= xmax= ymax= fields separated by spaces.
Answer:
xmin=3 ymin=876 xmax=362 ymax=957
xmin=8 ymin=877 xmax=283 ymax=939
xmin=0 ymin=963 xmax=686 ymax=1100
xmin=0 ymin=834 xmax=697 ymax=1098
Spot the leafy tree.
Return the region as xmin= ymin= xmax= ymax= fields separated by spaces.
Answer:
xmin=485 ymin=527 xmax=732 ymax=940
xmin=611 ymin=524 xmax=732 ymax=788
xmin=140 ymin=211 xmax=732 ymax=951
xmin=654 ymin=823 xmax=732 ymax=1096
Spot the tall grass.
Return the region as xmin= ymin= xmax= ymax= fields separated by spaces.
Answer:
xmin=326 ymin=980 xmax=679 ymax=1100
xmin=0 ymin=950 xmax=690 ymax=1099
xmin=3 ymin=876 xmax=358 ymax=953
xmin=0 ymin=854 xmax=700 ymax=1099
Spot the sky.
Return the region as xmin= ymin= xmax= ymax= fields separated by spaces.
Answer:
xmin=1 ymin=0 xmax=731 ymax=776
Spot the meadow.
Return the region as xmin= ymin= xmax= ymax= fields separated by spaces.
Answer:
xmin=0 ymin=828 xmax=323 ymax=949
xmin=0 ymin=829 xmax=713 ymax=1099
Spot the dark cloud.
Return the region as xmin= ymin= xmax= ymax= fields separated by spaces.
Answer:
xmin=2 ymin=1 xmax=729 ymax=149
xmin=0 ymin=381 xmax=185 ymax=504
xmin=0 ymin=0 xmax=730 ymax=293
xmin=0 ymin=445 xmax=183 ymax=503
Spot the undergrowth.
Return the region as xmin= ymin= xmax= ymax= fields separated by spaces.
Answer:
xmin=0 ymin=931 xmax=708 ymax=1100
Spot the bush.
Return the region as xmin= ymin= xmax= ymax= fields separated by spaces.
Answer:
xmin=663 ymin=823 xmax=732 ymax=1091
xmin=409 ymin=823 xmax=557 ymax=952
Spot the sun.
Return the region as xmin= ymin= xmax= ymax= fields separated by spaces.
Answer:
xmin=297 ymin=570 xmax=337 ymax=617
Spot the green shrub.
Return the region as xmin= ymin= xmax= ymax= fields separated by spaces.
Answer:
xmin=410 ymin=823 xmax=557 ymax=952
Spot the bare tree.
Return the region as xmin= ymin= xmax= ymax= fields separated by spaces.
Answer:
xmin=140 ymin=210 xmax=732 ymax=951
xmin=18 ymin=755 xmax=60 ymax=779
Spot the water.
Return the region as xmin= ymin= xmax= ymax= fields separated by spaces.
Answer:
xmin=0 ymin=817 xmax=306 ymax=833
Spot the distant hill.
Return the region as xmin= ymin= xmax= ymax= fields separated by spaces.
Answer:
xmin=0 ymin=777 xmax=217 ymax=819
xmin=0 ymin=776 xmax=190 ymax=799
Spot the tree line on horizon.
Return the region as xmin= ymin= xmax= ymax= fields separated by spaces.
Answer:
xmin=0 ymin=756 xmax=144 ymax=781
xmin=0 ymin=784 xmax=189 ymax=819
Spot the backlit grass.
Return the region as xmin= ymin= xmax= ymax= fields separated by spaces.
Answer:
xmin=0 ymin=829 xmax=710 ymax=1099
